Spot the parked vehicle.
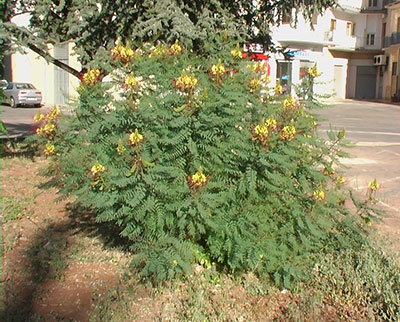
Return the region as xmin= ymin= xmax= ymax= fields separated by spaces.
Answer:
xmin=1 ymin=81 xmax=42 ymax=108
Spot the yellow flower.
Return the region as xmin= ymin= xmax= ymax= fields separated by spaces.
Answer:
xmin=313 ymin=189 xmax=325 ymax=201
xmin=176 ymin=72 xmax=198 ymax=91
xmin=170 ymin=40 xmax=183 ymax=55
xmin=249 ymin=78 xmax=261 ymax=93
xmin=190 ymin=170 xmax=207 ymax=187
xmin=172 ymin=259 xmax=178 ymax=266
xmin=128 ymin=129 xmax=144 ymax=146
xmin=83 ymin=68 xmax=101 ymax=85
xmin=253 ymin=122 xmax=269 ymax=145
xmin=281 ymin=125 xmax=296 ymax=141
xmin=261 ymin=74 xmax=271 ymax=84
xmin=274 ymin=82 xmax=283 ymax=96
xmin=47 ymin=107 xmax=61 ymax=121
xmin=211 ymin=59 xmax=226 ymax=77
xmin=231 ymin=44 xmax=242 ymax=59
xmin=247 ymin=62 xmax=268 ymax=74
xmin=111 ymin=43 xmax=135 ymax=63
xmin=282 ymin=96 xmax=297 ymax=109
xmin=117 ymin=139 xmax=126 ymax=155
xmin=43 ymin=123 xmax=56 ymax=134
xmin=336 ymin=176 xmax=345 ymax=184
xmin=259 ymin=254 xmax=264 ymax=259
xmin=90 ymin=161 xmax=106 ymax=176
xmin=44 ymin=142 xmax=55 ymax=156
xmin=111 ymin=44 xmax=123 ymax=57
xmin=368 ymin=179 xmax=380 ymax=191
xmin=125 ymin=74 xmax=138 ymax=89
xmin=36 ymin=127 xmax=45 ymax=136
xmin=34 ymin=112 xmax=45 ymax=123
xmin=254 ymin=124 xmax=269 ymax=138
xmin=120 ymin=46 xmax=134 ymax=62
xmin=308 ymin=65 xmax=321 ymax=78
xmin=265 ymin=117 xmax=277 ymax=130
xmin=255 ymin=62 xmax=268 ymax=74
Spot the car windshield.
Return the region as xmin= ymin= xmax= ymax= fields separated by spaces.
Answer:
xmin=15 ymin=83 xmax=35 ymax=89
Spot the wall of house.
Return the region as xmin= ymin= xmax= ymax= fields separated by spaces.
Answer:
xmin=365 ymin=14 xmax=384 ymax=49
xmin=68 ymin=43 xmax=81 ymax=105
xmin=382 ymin=3 xmax=400 ymax=100
xmin=8 ymin=45 xmax=81 ymax=106
xmin=8 ymin=13 xmax=81 ymax=107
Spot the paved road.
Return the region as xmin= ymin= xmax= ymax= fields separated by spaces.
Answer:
xmin=1 ymin=103 xmax=51 ymax=139
xmin=316 ymin=99 xmax=400 ymax=249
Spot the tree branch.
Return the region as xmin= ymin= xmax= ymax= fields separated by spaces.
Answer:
xmin=27 ymin=42 xmax=81 ymax=79
xmin=3 ymin=23 xmax=81 ymax=78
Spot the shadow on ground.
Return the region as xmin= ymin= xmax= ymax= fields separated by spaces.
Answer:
xmin=0 ymin=187 xmax=129 ymax=321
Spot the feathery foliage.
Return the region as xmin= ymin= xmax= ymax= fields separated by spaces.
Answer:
xmin=33 ymin=36 xmax=376 ymax=288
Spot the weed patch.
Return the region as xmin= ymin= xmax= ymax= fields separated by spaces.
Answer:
xmin=1 ymin=195 xmax=35 ymax=222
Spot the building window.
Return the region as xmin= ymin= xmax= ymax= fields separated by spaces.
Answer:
xmin=393 ymin=62 xmax=398 ymax=76
xmin=346 ymin=22 xmax=355 ymax=36
xmin=276 ymin=61 xmax=292 ymax=93
xmin=368 ymin=0 xmax=377 ymax=7
xmin=299 ymin=61 xmax=315 ymax=80
xmin=366 ymin=33 xmax=375 ymax=45
xmin=330 ymin=19 xmax=336 ymax=31
xmin=397 ymin=17 xmax=400 ymax=32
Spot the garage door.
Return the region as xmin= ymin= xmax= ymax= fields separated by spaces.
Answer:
xmin=355 ymin=66 xmax=376 ymax=99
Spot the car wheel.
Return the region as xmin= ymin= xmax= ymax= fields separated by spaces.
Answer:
xmin=35 ymin=103 xmax=41 ymax=108
xmin=10 ymin=97 xmax=16 ymax=108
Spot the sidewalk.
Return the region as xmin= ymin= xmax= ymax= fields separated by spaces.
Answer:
xmin=323 ymin=97 xmax=400 ymax=107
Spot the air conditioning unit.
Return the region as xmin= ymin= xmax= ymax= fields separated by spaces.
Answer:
xmin=373 ymin=55 xmax=387 ymax=66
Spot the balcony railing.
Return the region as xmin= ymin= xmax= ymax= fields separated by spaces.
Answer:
xmin=384 ymin=32 xmax=400 ymax=47
xmin=324 ymin=31 xmax=334 ymax=42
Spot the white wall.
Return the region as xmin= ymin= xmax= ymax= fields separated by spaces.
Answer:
xmin=9 ymin=13 xmax=81 ymax=106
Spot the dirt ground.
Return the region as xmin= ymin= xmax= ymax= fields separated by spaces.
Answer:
xmin=0 ymin=155 xmax=392 ymax=321
xmin=1 ymin=156 xmax=128 ymax=321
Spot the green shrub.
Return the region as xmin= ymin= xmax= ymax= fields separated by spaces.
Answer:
xmin=35 ymin=37 xmax=376 ymax=288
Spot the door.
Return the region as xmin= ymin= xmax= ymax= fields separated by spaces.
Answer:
xmin=276 ymin=61 xmax=292 ymax=94
xmin=333 ymin=65 xmax=345 ymax=98
xmin=355 ymin=66 xmax=376 ymax=99
xmin=54 ymin=45 xmax=69 ymax=105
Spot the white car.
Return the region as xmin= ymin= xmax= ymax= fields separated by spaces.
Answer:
xmin=1 ymin=81 xmax=42 ymax=108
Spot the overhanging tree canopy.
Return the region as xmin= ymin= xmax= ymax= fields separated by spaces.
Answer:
xmin=1 ymin=0 xmax=338 ymax=78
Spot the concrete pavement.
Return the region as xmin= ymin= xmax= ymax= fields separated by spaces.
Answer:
xmin=316 ymin=99 xmax=400 ymax=250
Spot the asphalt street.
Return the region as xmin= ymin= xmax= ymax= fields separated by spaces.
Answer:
xmin=1 ymin=103 xmax=47 ymax=139
xmin=316 ymin=99 xmax=400 ymax=248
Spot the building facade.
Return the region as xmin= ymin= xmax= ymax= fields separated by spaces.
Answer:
xmin=383 ymin=0 xmax=400 ymax=101
xmin=269 ymin=0 xmax=387 ymax=100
